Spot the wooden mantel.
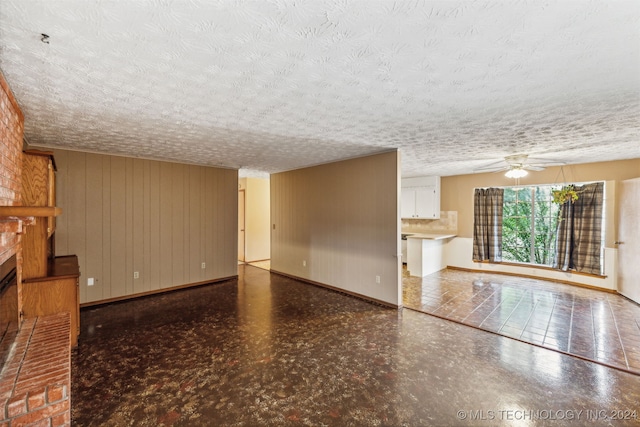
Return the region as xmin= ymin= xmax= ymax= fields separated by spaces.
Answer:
xmin=0 ymin=206 xmax=62 ymax=218
xmin=0 ymin=206 xmax=61 ymax=235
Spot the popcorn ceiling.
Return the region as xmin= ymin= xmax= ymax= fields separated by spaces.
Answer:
xmin=0 ymin=1 xmax=638 ymax=177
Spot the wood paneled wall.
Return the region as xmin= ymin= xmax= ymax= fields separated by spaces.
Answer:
xmin=271 ymin=151 xmax=401 ymax=307
xmin=51 ymin=149 xmax=238 ymax=304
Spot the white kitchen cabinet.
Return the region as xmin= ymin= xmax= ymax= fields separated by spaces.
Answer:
xmin=401 ymin=176 xmax=440 ymax=219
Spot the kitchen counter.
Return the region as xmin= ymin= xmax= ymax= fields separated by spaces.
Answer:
xmin=406 ymin=234 xmax=456 ymax=277
xmin=406 ymin=233 xmax=456 ymax=240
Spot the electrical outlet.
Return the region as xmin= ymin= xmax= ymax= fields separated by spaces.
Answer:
xmin=376 ymin=275 xmax=381 ymax=284
xmin=134 ymin=271 xmax=139 ymax=279
xmin=303 ymin=260 xmax=306 ymax=267
xmin=201 ymin=262 xmax=206 ymax=269
xmin=87 ymin=278 xmax=94 ymax=286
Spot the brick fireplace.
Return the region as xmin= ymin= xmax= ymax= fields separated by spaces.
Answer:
xmin=1 ymin=71 xmax=72 ymax=426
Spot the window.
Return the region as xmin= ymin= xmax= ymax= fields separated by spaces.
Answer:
xmin=501 ymin=185 xmax=561 ymax=266
xmin=473 ymin=182 xmax=605 ymax=273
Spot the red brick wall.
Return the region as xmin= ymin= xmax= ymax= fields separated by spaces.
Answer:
xmin=0 ymin=70 xmax=24 ymax=266
xmin=0 ymin=313 xmax=71 ymax=426
xmin=0 ymin=74 xmax=71 ymax=427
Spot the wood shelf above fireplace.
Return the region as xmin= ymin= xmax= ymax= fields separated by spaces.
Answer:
xmin=0 ymin=206 xmax=62 ymax=218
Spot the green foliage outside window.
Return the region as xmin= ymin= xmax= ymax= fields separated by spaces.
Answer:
xmin=502 ymin=186 xmax=561 ymax=265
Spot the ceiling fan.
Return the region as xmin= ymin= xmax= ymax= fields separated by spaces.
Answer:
xmin=474 ymin=154 xmax=565 ymax=178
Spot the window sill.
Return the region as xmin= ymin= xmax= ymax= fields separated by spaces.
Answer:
xmin=474 ymin=260 xmax=607 ymax=279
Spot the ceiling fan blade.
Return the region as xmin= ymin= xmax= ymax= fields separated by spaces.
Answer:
xmin=526 ymin=158 xmax=567 ymax=166
xmin=504 ymin=154 xmax=529 ymax=165
xmin=473 ymin=154 xmax=567 ymax=174
xmin=473 ymin=160 xmax=507 ymax=170
xmin=473 ymin=165 xmax=509 ymax=173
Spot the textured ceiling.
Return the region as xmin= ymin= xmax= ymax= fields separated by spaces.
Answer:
xmin=1 ymin=0 xmax=639 ymax=178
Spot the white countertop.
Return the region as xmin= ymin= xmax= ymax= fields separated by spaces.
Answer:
xmin=404 ymin=233 xmax=456 ymax=240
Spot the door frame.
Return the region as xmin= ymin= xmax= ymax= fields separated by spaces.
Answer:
xmin=617 ymin=177 xmax=640 ymax=303
xmin=238 ymin=189 xmax=245 ymax=262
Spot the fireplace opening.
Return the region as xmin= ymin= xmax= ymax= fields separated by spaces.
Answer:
xmin=0 ymin=254 xmax=19 ymax=372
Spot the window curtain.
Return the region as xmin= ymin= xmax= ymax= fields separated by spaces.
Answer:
xmin=553 ymin=182 xmax=604 ymax=275
xmin=473 ymin=188 xmax=504 ymax=262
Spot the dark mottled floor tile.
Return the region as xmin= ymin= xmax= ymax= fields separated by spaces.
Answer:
xmin=73 ymin=266 xmax=640 ymax=426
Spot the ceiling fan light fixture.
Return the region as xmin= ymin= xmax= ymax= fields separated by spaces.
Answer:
xmin=505 ymin=167 xmax=528 ymax=179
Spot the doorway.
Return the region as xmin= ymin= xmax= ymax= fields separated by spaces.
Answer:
xmin=617 ymin=177 xmax=640 ymax=304
xmin=238 ymin=189 xmax=245 ymax=262
xmin=238 ymin=178 xmax=271 ymax=268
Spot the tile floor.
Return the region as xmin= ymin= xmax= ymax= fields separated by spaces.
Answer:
xmin=71 ymin=265 xmax=640 ymax=426
xmin=403 ymin=268 xmax=640 ymax=374
xmin=247 ymin=260 xmax=271 ymax=271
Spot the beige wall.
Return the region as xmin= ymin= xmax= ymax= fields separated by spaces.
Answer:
xmin=239 ymin=177 xmax=271 ymax=262
xmin=271 ymin=151 xmax=401 ymax=306
xmin=51 ymin=149 xmax=238 ymax=304
xmin=441 ymin=158 xmax=640 ymax=243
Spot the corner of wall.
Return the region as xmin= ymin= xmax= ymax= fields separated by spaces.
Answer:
xmin=271 ymin=151 xmax=400 ymax=306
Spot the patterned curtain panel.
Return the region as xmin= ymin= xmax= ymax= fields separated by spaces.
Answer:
xmin=554 ymin=182 xmax=604 ymax=275
xmin=472 ymin=188 xmax=504 ymax=262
